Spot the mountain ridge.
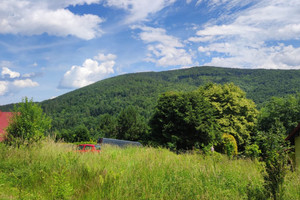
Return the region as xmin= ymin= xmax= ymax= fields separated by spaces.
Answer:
xmin=1 ymin=66 xmax=300 ymax=131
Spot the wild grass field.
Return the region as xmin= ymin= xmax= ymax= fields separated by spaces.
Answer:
xmin=0 ymin=140 xmax=299 ymax=200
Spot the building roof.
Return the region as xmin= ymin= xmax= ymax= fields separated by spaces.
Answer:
xmin=0 ymin=111 xmax=13 ymax=141
xmin=98 ymin=138 xmax=142 ymax=147
xmin=285 ymin=122 xmax=300 ymax=142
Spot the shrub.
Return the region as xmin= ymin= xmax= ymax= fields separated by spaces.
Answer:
xmin=216 ymin=133 xmax=238 ymax=157
xmin=245 ymin=144 xmax=261 ymax=160
xmin=5 ymin=97 xmax=52 ymax=147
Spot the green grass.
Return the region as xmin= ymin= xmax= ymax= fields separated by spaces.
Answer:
xmin=0 ymin=140 xmax=299 ymax=199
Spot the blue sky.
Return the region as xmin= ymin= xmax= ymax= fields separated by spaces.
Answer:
xmin=1 ymin=0 xmax=300 ymax=105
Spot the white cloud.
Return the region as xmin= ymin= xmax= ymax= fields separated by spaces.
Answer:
xmin=59 ymin=53 xmax=116 ymax=89
xmin=13 ymin=79 xmax=39 ymax=88
xmin=196 ymin=0 xmax=255 ymax=10
xmin=0 ymin=67 xmax=39 ymax=96
xmin=103 ymin=0 xmax=176 ymax=23
xmin=1 ymin=67 xmax=20 ymax=78
xmin=133 ymin=26 xmax=193 ymax=67
xmin=94 ymin=53 xmax=117 ymax=61
xmin=22 ymin=72 xmax=37 ymax=78
xmin=188 ymin=36 xmax=214 ymax=42
xmin=0 ymin=0 xmax=103 ymax=40
xmin=191 ymin=0 xmax=300 ymax=69
xmin=0 ymin=81 xmax=9 ymax=96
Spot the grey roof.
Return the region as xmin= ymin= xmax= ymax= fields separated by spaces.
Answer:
xmin=98 ymin=138 xmax=142 ymax=147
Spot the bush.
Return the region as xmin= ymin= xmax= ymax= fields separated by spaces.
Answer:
xmin=245 ymin=144 xmax=261 ymax=160
xmin=215 ymin=133 xmax=238 ymax=158
xmin=5 ymin=97 xmax=52 ymax=147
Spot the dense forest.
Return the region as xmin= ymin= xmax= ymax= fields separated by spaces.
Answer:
xmin=1 ymin=66 xmax=300 ymax=142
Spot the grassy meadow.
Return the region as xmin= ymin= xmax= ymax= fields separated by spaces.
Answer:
xmin=0 ymin=140 xmax=299 ymax=200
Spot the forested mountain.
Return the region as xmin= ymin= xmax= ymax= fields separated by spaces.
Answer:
xmin=1 ymin=66 xmax=300 ymax=133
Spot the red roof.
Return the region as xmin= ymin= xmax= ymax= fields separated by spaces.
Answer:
xmin=0 ymin=111 xmax=13 ymax=142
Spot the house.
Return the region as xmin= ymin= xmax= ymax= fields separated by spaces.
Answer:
xmin=0 ymin=111 xmax=13 ymax=142
xmin=285 ymin=122 xmax=300 ymax=170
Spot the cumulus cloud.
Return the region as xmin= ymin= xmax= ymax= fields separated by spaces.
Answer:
xmin=1 ymin=67 xmax=20 ymax=78
xmin=0 ymin=0 xmax=103 ymax=40
xmin=94 ymin=53 xmax=117 ymax=61
xmin=103 ymin=0 xmax=176 ymax=23
xmin=59 ymin=53 xmax=116 ymax=89
xmin=0 ymin=67 xmax=39 ymax=96
xmin=133 ymin=26 xmax=193 ymax=67
xmin=0 ymin=81 xmax=9 ymax=96
xmin=189 ymin=0 xmax=300 ymax=69
xmin=13 ymin=79 xmax=39 ymax=88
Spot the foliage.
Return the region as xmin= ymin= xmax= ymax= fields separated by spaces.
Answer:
xmin=198 ymin=83 xmax=258 ymax=150
xmin=2 ymin=67 xmax=300 ymax=145
xmin=0 ymin=66 xmax=298 ymax=137
xmin=215 ymin=133 xmax=238 ymax=158
xmin=55 ymin=124 xmax=91 ymax=143
xmin=5 ymin=97 xmax=52 ymax=147
xmin=150 ymin=90 xmax=220 ymax=150
xmin=255 ymin=122 xmax=289 ymax=199
xmin=244 ymin=144 xmax=261 ymax=160
xmin=116 ymin=106 xmax=149 ymax=141
xmin=255 ymin=95 xmax=300 ymax=199
xmin=98 ymin=113 xmax=117 ymax=138
xmin=258 ymin=94 xmax=300 ymax=134
xmin=73 ymin=125 xmax=91 ymax=142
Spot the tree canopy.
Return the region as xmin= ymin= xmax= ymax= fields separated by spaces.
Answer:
xmin=116 ymin=106 xmax=148 ymax=141
xmin=258 ymin=94 xmax=300 ymax=134
xmin=198 ymin=83 xmax=258 ymax=150
xmin=5 ymin=97 xmax=52 ymax=146
xmin=150 ymin=90 xmax=220 ymax=150
xmin=150 ymin=83 xmax=258 ymax=151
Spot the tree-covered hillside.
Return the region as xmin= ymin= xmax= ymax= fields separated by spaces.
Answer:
xmin=1 ymin=66 xmax=300 ymax=132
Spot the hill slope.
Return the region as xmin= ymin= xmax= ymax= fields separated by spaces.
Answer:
xmin=2 ymin=66 xmax=300 ymax=131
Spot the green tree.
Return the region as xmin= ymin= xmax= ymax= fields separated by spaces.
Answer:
xmin=198 ymin=83 xmax=258 ymax=150
xmin=73 ymin=125 xmax=90 ymax=142
xmin=5 ymin=97 xmax=52 ymax=147
xmin=255 ymin=121 xmax=289 ymax=200
xmin=98 ymin=114 xmax=118 ymax=138
xmin=258 ymin=94 xmax=300 ymax=134
xmin=150 ymin=91 xmax=220 ymax=150
xmin=116 ymin=106 xmax=148 ymax=141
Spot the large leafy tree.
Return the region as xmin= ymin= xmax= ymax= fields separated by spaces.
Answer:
xmin=258 ymin=94 xmax=300 ymax=134
xmin=116 ymin=106 xmax=148 ymax=141
xmin=5 ymin=97 xmax=52 ymax=146
xmin=150 ymin=91 xmax=220 ymax=150
xmin=198 ymin=83 xmax=258 ymax=150
xmin=73 ymin=124 xmax=91 ymax=142
xmin=98 ymin=114 xmax=118 ymax=138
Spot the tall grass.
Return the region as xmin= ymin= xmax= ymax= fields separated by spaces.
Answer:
xmin=0 ymin=140 xmax=299 ymax=199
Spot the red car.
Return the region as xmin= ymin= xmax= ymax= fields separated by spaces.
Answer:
xmin=76 ymin=144 xmax=101 ymax=153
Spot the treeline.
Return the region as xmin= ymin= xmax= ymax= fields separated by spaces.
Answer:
xmin=53 ymin=82 xmax=299 ymax=154
xmin=55 ymin=106 xmax=149 ymax=143
xmin=33 ymin=66 xmax=300 ymax=135
xmin=1 ymin=66 xmax=300 ymax=134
